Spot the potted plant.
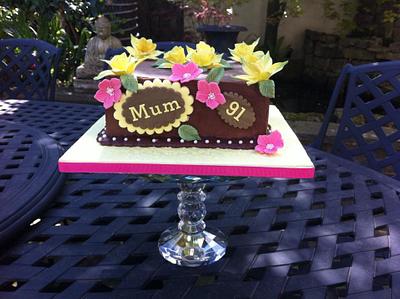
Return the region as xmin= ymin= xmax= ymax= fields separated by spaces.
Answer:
xmin=171 ymin=0 xmax=249 ymax=54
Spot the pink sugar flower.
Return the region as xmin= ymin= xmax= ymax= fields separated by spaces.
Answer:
xmin=94 ymin=78 xmax=122 ymax=109
xmin=169 ymin=62 xmax=203 ymax=83
xmin=255 ymin=130 xmax=284 ymax=154
xmin=196 ymin=79 xmax=226 ymax=110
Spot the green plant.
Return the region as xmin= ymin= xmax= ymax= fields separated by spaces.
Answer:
xmin=0 ymin=0 xmax=106 ymax=86
xmin=263 ymin=0 xmax=400 ymax=60
xmin=268 ymin=36 xmax=292 ymax=61
xmin=263 ymin=0 xmax=303 ymax=60
xmin=323 ymin=0 xmax=359 ymax=36
xmin=170 ymin=0 xmax=250 ymax=25
xmin=324 ymin=0 xmax=400 ymax=38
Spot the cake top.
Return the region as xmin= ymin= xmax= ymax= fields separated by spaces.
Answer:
xmin=135 ymin=60 xmax=243 ymax=84
xmin=94 ymin=36 xmax=288 ymax=97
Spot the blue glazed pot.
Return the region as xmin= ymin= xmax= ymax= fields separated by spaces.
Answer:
xmin=197 ymin=25 xmax=247 ymax=54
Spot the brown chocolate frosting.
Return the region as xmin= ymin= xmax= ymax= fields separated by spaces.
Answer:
xmin=102 ymin=60 xmax=270 ymax=149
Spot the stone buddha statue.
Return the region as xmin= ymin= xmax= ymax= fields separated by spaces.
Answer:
xmin=76 ymin=16 xmax=122 ymax=79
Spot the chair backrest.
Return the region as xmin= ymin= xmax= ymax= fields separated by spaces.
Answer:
xmin=104 ymin=47 xmax=128 ymax=61
xmin=104 ymin=41 xmax=196 ymax=61
xmin=312 ymin=61 xmax=400 ymax=179
xmin=0 ymin=39 xmax=61 ymax=101
xmin=156 ymin=41 xmax=195 ymax=52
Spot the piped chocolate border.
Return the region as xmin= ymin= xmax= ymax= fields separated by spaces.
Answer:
xmin=97 ymin=128 xmax=257 ymax=149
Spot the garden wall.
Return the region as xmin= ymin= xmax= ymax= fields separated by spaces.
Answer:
xmin=303 ymin=29 xmax=400 ymax=87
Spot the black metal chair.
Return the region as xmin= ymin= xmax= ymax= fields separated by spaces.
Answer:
xmin=312 ymin=61 xmax=400 ymax=180
xmin=0 ymin=39 xmax=61 ymax=101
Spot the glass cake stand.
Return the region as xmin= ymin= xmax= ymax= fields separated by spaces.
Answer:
xmin=142 ymin=175 xmax=238 ymax=267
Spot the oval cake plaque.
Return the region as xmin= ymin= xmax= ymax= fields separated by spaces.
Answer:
xmin=217 ymin=92 xmax=256 ymax=129
xmin=114 ymin=79 xmax=194 ymax=135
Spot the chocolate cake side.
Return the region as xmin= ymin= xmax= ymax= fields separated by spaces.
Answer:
xmin=98 ymin=61 xmax=270 ymax=149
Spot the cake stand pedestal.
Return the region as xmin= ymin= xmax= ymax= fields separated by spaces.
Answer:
xmin=157 ymin=177 xmax=227 ymax=267
xmin=58 ymin=106 xmax=315 ymax=267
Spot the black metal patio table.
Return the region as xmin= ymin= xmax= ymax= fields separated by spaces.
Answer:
xmin=1 ymin=99 xmax=400 ymax=298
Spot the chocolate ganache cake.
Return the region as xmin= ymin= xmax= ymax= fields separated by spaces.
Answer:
xmin=94 ymin=37 xmax=288 ymax=152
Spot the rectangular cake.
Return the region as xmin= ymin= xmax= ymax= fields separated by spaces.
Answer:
xmin=94 ymin=38 xmax=287 ymax=152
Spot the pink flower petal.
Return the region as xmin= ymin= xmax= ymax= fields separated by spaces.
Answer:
xmin=275 ymin=140 xmax=284 ymax=148
xmin=186 ymin=62 xmax=199 ymax=73
xmin=255 ymin=145 xmax=266 ymax=153
xmin=169 ymin=74 xmax=182 ymax=82
xmin=172 ymin=63 xmax=185 ymax=74
xmin=265 ymin=144 xmax=277 ymax=154
xmin=193 ymin=68 xmax=203 ymax=77
xmin=215 ymin=93 xmax=226 ymax=105
xmin=257 ymin=135 xmax=269 ymax=145
xmin=183 ymin=69 xmax=202 ymax=83
xmin=206 ymin=99 xmax=219 ymax=109
xmin=269 ymin=131 xmax=284 ymax=148
xmin=103 ymin=98 xmax=114 ymax=109
xmin=181 ymin=77 xmax=191 ymax=83
xmin=197 ymin=80 xmax=210 ymax=94
xmin=113 ymin=89 xmax=122 ymax=102
xmin=197 ymin=91 xmax=210 ymax=98
xmin=110 ymin=77 xmax=121 ymax=89
xmin=94 ymin=90 xmax=107 ymax=103
xmin=98 ymin=79 xmax=110 ymax=90
xmin=196 ymin=91 xmax=208 ymax=103
xmin=172 ymin=63 xmax=185 ymax=75
xmin=208 ymin=82 xmax=221 ymax=94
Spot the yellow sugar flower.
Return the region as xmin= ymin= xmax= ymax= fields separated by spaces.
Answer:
xmin=161 ymin=46 xmax=187 ymax=68
xmin=106 ymin=53 xmax=138 ymax=74
xmin=126 ymin=35 xmax=163 ymax=60
xmin=235 ymin=52 xmax=288 ymax=85
xmin=241 ymin=50 xmax=264 ymax=64
xmin=187 ymin=41 xmax=223 ymax=69
xmin=94 ymin=52 xmax=141 ymax=80
xmin=229 ymin=38 xmax=260 ymax=63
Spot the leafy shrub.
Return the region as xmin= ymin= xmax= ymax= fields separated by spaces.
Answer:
xmin=0 ymin=0 xmax=106 ymax=85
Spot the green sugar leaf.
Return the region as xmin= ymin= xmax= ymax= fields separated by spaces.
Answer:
xmin=220 ymin=59 xmax=232 ymax=69
xmin=259 ymin=80 xmax=275 ymax=98
xmin=178 ymin=124 xmax=201 ymax=141
xmin=157 ymin=63 xmax=171 ymax=69
xmin=121 ymin=74 xmax=138 ymax=93
xmin=206 ymin=67 xmax=225 ymax=83
xmin=153 ymin=58 xmax=166 ymax=67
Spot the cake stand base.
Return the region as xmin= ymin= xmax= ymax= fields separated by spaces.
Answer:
xmin=157 ymin=178 xmax=227 ymax=267
xmin=159 ymin=227 xmax=227 ymax=267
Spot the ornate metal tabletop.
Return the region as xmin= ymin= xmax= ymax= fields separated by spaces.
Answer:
xmin=1 ymin=100 xmax=400 ymax=298
xmin=0 ymin=119 xmax=64 ymax=242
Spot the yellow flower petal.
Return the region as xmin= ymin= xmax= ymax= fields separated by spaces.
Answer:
xmin=270 ymin=61 xmax=289 ymax=76
xmin=229 ymin=38 xmax=260 ymax=63
xmin=235 ymin=51 xmax=287 ymax=85
xmin=130 ymin=34 xmax=138 ymax=47
xmin=187 ymin=41 xmax=222 ymax=69
xmin=186 ymin=46 xmax=195 ymax=57
xmin=164 ymin=46 xmax=187 ymax=65
xmin=250 ymin=38 xmax=260 ymax=49
xmin=128 ymin=35 xmax=161 ymax=60
xmin=262 ymin=52 xmax=273 ymax=69
xmin=235 ymin=74 xmax=252 ymax=81
xmin=101 ymin=52 xmax=142 ymax=76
